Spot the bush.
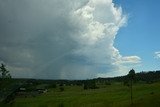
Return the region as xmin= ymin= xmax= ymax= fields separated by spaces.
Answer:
xmin=48 ymin=83 xmax=56 ymax=88
xmin=123 ymin=81 xmax=129 ymax=87
xmin=105 ymin=82 xmax=111 ymax=85
xmin=83 ymin=80 xmax=98 ymax=90
xmin=59 ymin=87 xmax=64 ymax=92
xmin=58 ymin=102 xmax=64 ymax=107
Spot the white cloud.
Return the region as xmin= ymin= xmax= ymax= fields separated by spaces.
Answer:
xmin=154 ymin=51 xmax=160 ymax=59
xmin=120 ymin=56 xmax=141 ymax=64
xmin=0 ymin=0 xmax=141 ymax=79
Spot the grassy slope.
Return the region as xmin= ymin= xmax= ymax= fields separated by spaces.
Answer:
xmin=2 ymin=82 xmax=160 ymax=107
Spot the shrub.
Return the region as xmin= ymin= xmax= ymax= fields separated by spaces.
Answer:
xmin=83 ymin=80 xmax=98 ymax=90
xmin=58 ymin=102 xmax=64 ymax=107
xmin=59 ymin=87 xmax=64 ymax=92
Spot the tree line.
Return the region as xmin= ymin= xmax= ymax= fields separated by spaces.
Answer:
xmin=96 ymin=70 xmax=160 ymax=83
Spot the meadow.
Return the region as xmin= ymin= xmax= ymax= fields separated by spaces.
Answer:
xmin=1 ymin=82 xmax=160 ymax=107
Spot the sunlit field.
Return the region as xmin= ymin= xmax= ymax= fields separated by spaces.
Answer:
xmin=1 ymin=82 xmax=160 ymax=107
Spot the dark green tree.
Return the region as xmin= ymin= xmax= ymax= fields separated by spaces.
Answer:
xmin=83 ymin=80 xmax=98 ymax=90
xmin=128 ymin=69 xmax=135 ymax=105
xmin=0 ymin=63 xmax=11 ymax=79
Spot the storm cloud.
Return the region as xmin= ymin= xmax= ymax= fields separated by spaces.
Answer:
xmin=0 ymin=0 xmax=140 ymax=79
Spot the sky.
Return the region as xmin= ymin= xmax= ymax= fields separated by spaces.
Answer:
xmin=0 ymin=0 xmax=159 ymax=79
xmin=114 ymin=0 xmax=160 ymax=71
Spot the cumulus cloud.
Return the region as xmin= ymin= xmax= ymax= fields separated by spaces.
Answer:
xmin=119 ymin=56 xmax=141 ymax=64
xmin=154 ymin=51 xmax=160 ymax=59
xmin=0 ymin=0 xmax=140 ymax=79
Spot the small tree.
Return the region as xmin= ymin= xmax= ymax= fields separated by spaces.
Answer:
xmin=0 ymin=63 xmax=11 ymax=79
xmin=83 ymin=80 xmax=98 ymax=90
xmin=128 ymin=69 xmax=135 ymax=105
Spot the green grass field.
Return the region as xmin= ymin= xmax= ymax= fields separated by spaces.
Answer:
xmin=1 ymin=82 xmax=160 ymax=107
